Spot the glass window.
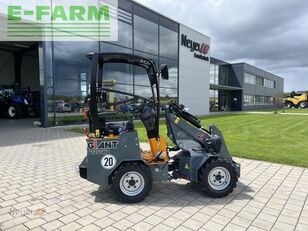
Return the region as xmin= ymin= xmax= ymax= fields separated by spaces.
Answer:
xmin=112 ymin=84 xmax=133 ymax=110
xmin=134 ymin=15 xmax=158 ymax=55
xmin=112 ymin=84 xmax=134 ymax=113
xmin=256 ymin=76 xmax=264 ymax=86
xmin=135 ymin=86 xmax=153 ymax=99
xmin=210 ymin=64 xmax=215 ymax=84
xmin=210 ymin=64 xmax=219 ymax=85
xmin=113 ymin=84 xmax=133 ymax=95
xmin=159 ymin=16 xmax=178 ymax=33
xmin=99 ymin=58 xmax=135 ymax=112
xmin=264 ymin=79 xmax=274 ymax=88
xmin=216 ymin=66 xmax=220 ymax=84
xmin=264 ymin=96 xmax=274 ymax=105
xmin=159 ymin=58 xmax=178 ymax=88
xmin=244 ymin=95 xmax=274 ymax=105
xmin=135 ymin=66 xmax=151 ymax=87
xmin=159 ymin=26 xmax=178 ymax=59
xmin=80 ymin=73 xmax=87 ymax=97
xmin=134 ymin=51 xmax=158 ymax=86
xmin=54 ymin=79 xmax=86 ymax=125
xmin=53 ymin=41 xmax=99 ymax=80
xmin=210 ymin=89 xmax=218 ymax=111
xmin=102 ymin=63 xmax=133 ymax=85
xmin=109 ymin=20 xmax=132 ymax=48
xmin=160 ymin=88 xmax=177 ymax=105
xmin=244 ymin=95 xmax=254 ymax=105
xmin=95 ymin=84 xmax=134 ymax=113
xmin=255 ymin=96 xmax=264 ymax=105
xmin=244 ymin=73 xmax=256 ymax=85
xmin=54 ymin=80 xmax=80 ymax=97
xmin=101 ymin=42 xmax=132 ymax=53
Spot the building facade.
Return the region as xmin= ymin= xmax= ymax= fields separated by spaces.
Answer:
xmin=210 ymin=58 xmax=284 ymax=112
xmin=39 ymin=0 xmax=212 ymax=126
xmin=43 ymin=1 xmax=180 ymax=126
xmin=0 ymin=0 xmax=283 ymax=127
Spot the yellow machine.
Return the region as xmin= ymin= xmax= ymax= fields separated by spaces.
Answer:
xmin=82 ymin=80 xmax=116 ymax=117
xmin=103 ymin=80 xmax=116 ymax=111
xmin=284 ymin=92 xmax=308 ymax=108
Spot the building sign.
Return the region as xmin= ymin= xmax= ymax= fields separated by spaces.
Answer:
xmin=0 ymin=0 xmax=118 ymax=41
xmin=181 ymin=34 xmax=209 ymax=61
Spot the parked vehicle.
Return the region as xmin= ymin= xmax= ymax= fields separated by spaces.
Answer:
xmin=0 ymin=84 xmax=36 ymax=119
xmin=56 ymin=102 xmax=72 ymax=113
xmin=284 ymin=92 xmax=308 ymax=108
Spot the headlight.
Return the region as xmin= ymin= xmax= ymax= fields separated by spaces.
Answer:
xmin=24 ymin=98 xmax=29 ymax=105
xmin=210 ymin=135 xmax=222 ymax=153
xmin=204 ymin=135 xmax=222 ymax=153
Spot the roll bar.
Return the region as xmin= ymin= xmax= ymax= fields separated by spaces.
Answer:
xmin=88 ymin=52 xmax=161 ymax=138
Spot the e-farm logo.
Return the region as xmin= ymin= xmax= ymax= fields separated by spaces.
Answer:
xmin=0 ymin=0 xmax=118 ymax=41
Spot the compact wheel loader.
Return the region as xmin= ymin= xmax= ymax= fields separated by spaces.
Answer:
xmin=284 ymin=92 xmax=308 ymax=108
xmin=79 ymin=53 xmax=240 ymax=203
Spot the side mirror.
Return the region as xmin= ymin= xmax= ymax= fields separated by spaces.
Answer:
xmin=160 ymin=64 xmax=169 ymax=80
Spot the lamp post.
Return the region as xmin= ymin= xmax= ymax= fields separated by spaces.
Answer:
xmin=282 ymin=96 xmax=285 ymax=113
xmin=274 ymin=97 xmax=278 ymax=114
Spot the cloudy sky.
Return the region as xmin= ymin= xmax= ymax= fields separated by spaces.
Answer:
xmin=136 ymin=0 xmax=308 ymax=92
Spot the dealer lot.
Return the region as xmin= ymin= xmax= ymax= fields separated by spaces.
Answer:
xmin=0 ymin=122 xmax=308 ymax=231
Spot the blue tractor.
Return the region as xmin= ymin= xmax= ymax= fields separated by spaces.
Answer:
xmin=0 ymin=84 xmax=38 ymax=119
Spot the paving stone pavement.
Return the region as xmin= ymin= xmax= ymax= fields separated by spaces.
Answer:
xmin=0 ymin=123 xmax=308 ymax=231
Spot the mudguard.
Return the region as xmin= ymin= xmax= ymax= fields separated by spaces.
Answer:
xmin=166 ymin=107 xmax=240 ymax=182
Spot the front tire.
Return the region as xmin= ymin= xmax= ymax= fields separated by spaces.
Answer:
xmin=7 ymin=104 xmax=22 ymax=119
xmin=199 ymin=159 xmax=237 ymax=198
xmin=112 ymin=162 xmax=152 ymax=203
xmin=299 ymin=101 xmax=307 ymax=109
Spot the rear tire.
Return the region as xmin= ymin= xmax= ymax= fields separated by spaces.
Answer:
xmin=285 ymin=102 xmax=293 ymax=108
xmin=7 ymin=104 xmax=22 ymax=119
xmin=199 ymin=158 xmax=237 ymax=198
xmin=112 ymin=162 xmax=152 ymax=203
xmin=299 ymin=101 xmax=307 ymax=109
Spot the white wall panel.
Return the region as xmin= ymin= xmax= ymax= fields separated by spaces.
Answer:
xmin=179 ymin=25 xmax=210 ymax=115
